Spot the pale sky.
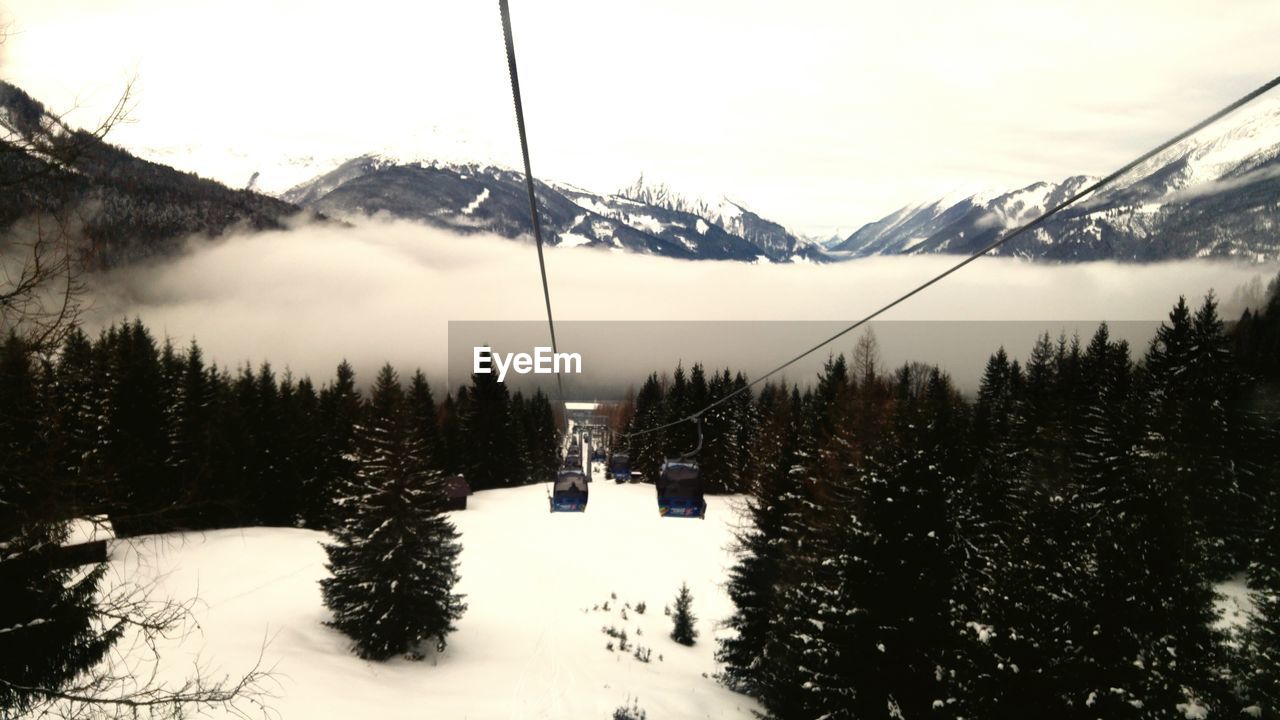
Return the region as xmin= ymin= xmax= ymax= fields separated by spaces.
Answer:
xmin=2 ymin=0 xmax=1279 ymax=237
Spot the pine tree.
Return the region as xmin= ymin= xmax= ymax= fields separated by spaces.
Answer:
xmin=437 ymin=391 xmax=463 ymax=475
xmin=718 ymin=383 xmax=793 ymax=696
xmin=168 ymin=340 xmax=214 ymax=527
xmin=310 ymin=360 xmax=361 ymax=528
xmin=1078 ymin=300 xmax=1231 ymax=717
xmin=807 ymin=365 xmax=969 ymax=719
xmin=670 ymin=582 xmax=698 ymax=646
xmin=407 ymin=369 xmax=439 ymax=461
xmin=320 ymin=363 xmax=466 ymax=660
xmin=0 ymin=333 xmax=122 ymax=712
xmin=50 ymin=327 xmax=99 ymax=514
xmin=527 ymin=388 xmax=560 ymax=480
xmin=627 ymin=373 xmax=666 ymax=480
xmin=285 ymin=375 xmax=324 ymax=527
xmin=1244 ymin=456 xmax=1280 ymax=716
xmin=460 ymin=365 xmax=519 ymax=490
xmin=101 ymin=320 xmax=169 ymax=534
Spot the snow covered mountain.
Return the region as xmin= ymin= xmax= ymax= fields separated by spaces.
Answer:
xmin=832 ymin=98 xmax=1280 ymax=262
xmin=616 ymin=175 xmax=811 ymax=259
xmin=283 ymin=158 xmax=829 ymax=263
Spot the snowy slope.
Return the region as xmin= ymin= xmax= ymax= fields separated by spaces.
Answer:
xmin=833 ymin=98 xmax=1280 ymax=262
xmin=105 ymin=468 xmax=761 ymax=719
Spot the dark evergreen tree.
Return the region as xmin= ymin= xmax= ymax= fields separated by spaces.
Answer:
xmin=320 ymin=363 xmax=466 ymax=660
xmin=806 ymin=366 xmax=969 ymax=719
xmin=670 ymin=582 xmax=698 ymax=646
xmin=0 ymin=334 xmax=122 ymax=713
xmin=310 ymin=360 xmax=361 ymax=528
xmin=1244 ymin=464 xmax=1280 ymax=716
xmin=50 ymin=327 xmax=99 ymax=513
xmin=437 ymin=390 xmax=463 ymax=475
xmin=101 ymin=320 xmax=169 ymax=535
xmin=167 ymin=339 xmax=214 ymax=527
xmin=407 ymin=370 xmax=439 ymax=461
xmin=460 ymin=367 xmax=520 ymax=490
xmin=627 ymin=373 xmax=666 ymax=480
xmin=1078 ymin=301 xmax=1231 ymax=717
xmin=718 ymin=383 xmax=794 ymax=696
xmin=526 ymin=388 xmax=560 ymax=479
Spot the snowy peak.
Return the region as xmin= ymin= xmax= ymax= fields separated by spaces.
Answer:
xmin=283 ymin=162 xmax=829 ymax=263
xmin=834 ymin=99 xmax=1280 ymax=262
xmin=615 ymin=176 xmax=811 ymax=260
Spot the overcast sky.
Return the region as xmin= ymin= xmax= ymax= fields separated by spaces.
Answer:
xmin=3 ymin=0 xmax=1279 ymax=236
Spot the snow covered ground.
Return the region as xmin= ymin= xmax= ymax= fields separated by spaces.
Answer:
xmin=106 ymin=465 xmax=762 ymax=719
xmin=1214 ymin=573 xmax=1257 ymax=633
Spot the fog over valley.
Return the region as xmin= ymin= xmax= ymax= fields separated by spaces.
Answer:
xmin=86 ymin=219 xmax=1275 ymax=394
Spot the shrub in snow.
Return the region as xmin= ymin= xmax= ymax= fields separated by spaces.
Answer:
xmin=670 ymin=582 xmax=698 ymax=646
xmin=320 ymin=364 xmax=466 ymax=661
xmin=635 ymin=601 xmax=646 ymax=615
xmin=612 ymin=697 xmax=647 ymax=720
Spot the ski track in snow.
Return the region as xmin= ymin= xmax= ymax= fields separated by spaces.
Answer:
xmin=104 ymin=464 xmax=761 ymax=720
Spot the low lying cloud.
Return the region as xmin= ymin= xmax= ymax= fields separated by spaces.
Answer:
xmin=87 ymin=218 xmax=1276 ymax=393
xmin=1166 ymin=163 xmax=1280 ymax=203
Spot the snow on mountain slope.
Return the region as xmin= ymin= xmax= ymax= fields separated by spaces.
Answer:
xmin=280 ymin=156 xmax=699 ymax=259
xmin=1102 ymin=97 xmax=1280 ymax=204
xmin=615 ymin=176 xmax=820 ymax=261
xmin=554 ymin=184 xmax=770 ymax=261
xmin=835 ymin=98 xmax=1280 ymax=262
xmin=106 ymin=471 xmax=761 ymax=720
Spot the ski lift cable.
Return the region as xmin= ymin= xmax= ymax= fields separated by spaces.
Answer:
xmin=499 ymin=0 xmax=565 ymax=409
xmin=499 ymin=0 xmax=566 ymax=497
xmin=620 ymin=73 xmax=1280 ymax=440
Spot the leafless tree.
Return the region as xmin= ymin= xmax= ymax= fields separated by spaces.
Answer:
xmin=0 ymin=210 xmax=90 ymax=353
xmin=0 ymin=25 xmax=134 ymax=354
xmin=851 ymin=327 xmax=881 ymax=388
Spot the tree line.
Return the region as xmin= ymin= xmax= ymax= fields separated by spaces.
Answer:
xmin=0 ymin=320 xmax=560 ymax=536
xmin=691 ymin=285 xmax=1280 ymax=718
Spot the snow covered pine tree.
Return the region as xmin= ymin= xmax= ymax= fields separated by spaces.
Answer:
xmin=670 ymin=582 xmax=698 ymax=646
xmin=320 ymin=363 xmax=466 ymax=661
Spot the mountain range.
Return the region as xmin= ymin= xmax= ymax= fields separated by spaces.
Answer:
xmin=281 ymin=157 xmax=826 ymax=263
xmin=831 ymin=98 xmax=1280 ymax=262
xmin=277 ymin=97 xmax=1280 ymax=264
xmin=4 ymin=76 xmax=1278 ymax=267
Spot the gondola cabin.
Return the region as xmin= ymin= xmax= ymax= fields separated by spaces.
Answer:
xmin=563 ymin=452 xmax=583 ymax=473
xmin=609 ymin=453 xmax=631 ymax=483
xmin=656 ymin=461 xmax=706 ymax=518
xmin=550 ymin=469 xmax=589 ymax=512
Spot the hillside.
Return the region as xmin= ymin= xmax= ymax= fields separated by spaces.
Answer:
xmin=107 ymin=466 xmax=761 ymax=719
xmin=0 ymin=81 xmax=310 ymax=268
